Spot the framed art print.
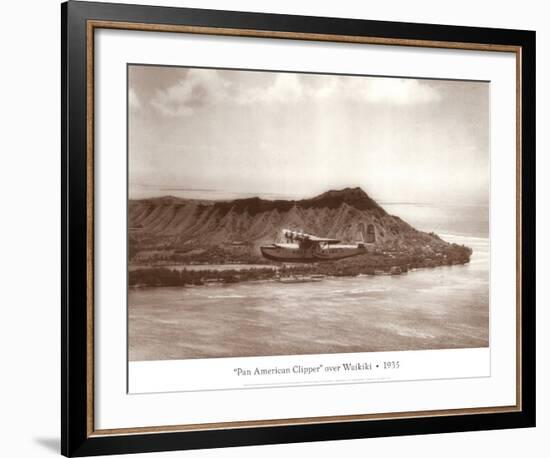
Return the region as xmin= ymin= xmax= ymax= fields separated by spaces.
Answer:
xmin=61 ymin=1 xmax=536 ymax=456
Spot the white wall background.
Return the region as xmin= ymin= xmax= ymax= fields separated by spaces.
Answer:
xmin=0 ymin=0 xmax=547 ymax=457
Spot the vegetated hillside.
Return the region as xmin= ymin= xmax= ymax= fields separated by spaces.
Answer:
xmin=128 ymin=187 xmax=470 ymax=266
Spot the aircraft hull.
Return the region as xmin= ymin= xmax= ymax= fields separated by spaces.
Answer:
xmin=261 ymin=245 xmax=366 ymax=263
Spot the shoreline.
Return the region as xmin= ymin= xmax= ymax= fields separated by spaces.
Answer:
xmin=129 ymin=233 xmax=482 ymax=289
xmin=128 ymin=261 xmax=471 ymax=290
xmin=129 ymin=253 xmax=473 ymax=288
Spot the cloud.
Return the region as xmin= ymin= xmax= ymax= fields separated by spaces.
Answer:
xmin=242 ymin=73 xmax=303 ymax=105
xmin=151 ymin=69 xmax=230 ymax=117
xmin=360 ymin=78 xmax=441 ymax=105
xmin=148 ymin=69 xmax=441 ymax=117
xmin=128 ymin=88 xmax=142 ymax=111
xmin=321 ymin=77 xmax=441 ymax=105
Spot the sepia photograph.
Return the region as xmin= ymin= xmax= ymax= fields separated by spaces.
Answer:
xmin=127 ymin=64 xmax=490 ymax=362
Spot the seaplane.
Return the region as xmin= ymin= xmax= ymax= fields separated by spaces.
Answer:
xmin=260 ymin=229 xmax=369 ymax=263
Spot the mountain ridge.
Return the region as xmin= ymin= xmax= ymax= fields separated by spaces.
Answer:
xmin=128 ymin=187 xmax=469 ymax=266
xmin=131 ymin=187 xmax=386 ymax=214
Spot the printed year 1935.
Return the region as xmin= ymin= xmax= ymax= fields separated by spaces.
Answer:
xmin=383 ymin=361 xmax=400 ymax=369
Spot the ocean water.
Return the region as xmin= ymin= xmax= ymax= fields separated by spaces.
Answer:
xmin=381 ymin=202 xmax=489 ymax=238
xmin=128 ymin=233 xmax=489 ymax=361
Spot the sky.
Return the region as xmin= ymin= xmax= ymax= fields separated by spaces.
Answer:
xmin=128 ymin=65 xmax=489 ymax=204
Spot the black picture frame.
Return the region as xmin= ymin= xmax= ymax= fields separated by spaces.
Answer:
xmin=61 ymin=1 xmax=536 ymax=456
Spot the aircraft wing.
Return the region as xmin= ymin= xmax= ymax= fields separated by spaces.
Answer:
xmin=307 ymin=235 xmax=341 ymax=244
xmin=282 ymin=229 xmax=340 ymax=244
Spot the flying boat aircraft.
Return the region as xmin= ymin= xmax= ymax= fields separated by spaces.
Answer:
xmin=260 ymin=229 xmax=369 ymax=263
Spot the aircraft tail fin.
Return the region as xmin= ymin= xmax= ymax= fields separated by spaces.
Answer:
xmin=358 ymin=223 xmax=365 ymax=243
